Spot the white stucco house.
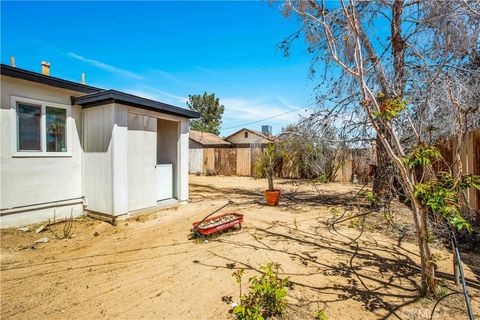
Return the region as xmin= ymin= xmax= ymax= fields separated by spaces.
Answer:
xmin=225 ymin=128 xmax=273 ymax=145
xmin=0 ymin=63 xmax=199 ymax=228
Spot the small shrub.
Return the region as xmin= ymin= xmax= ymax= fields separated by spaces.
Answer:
xmin=349 ymin=217 xmax=360 ymax=228
xmin=329 ymin=208 xmax=340 ymax=218
xmin=317 ymin=174 xmax=329 ymax=183
xmin=314 ymin=309 xmax=328 ymax=320
xmin=232 ymin=263 xmax=289 ymax=320
xmin=365 ymin=191 xmax=377 ymax=206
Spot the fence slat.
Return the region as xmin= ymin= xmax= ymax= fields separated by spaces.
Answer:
xmin=236 ymin=147 xmax=251 ymax=176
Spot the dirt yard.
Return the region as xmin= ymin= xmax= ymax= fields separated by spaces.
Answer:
xmin=1 ymin=175 xmax=479 ymax=319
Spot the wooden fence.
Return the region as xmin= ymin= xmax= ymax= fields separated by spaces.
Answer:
xmin=189 ymin=131 xmax=479 ymax=211
xmin=437 ymin=129 xmax=480 ymax=211
xmin=189 ymin=146 xmax=256 ymax=176
xmin=189 ymin=145 xmax=357 ymax=183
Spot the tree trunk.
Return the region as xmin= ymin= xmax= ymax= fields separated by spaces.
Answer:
xmin=267 ymin=170 xmax=274 ymax=191
xmin=412 ymin=198 xmax=437 ymax=295
xmin=372 ymin=0 xmax=406 ymax=205
xmin=373 ymin=134 xmax=396 ymax=205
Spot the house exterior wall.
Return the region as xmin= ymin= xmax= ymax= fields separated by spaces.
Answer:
xmin=178 ymin=118 xmax=190 ymax=201
xmin=84 ymin=103 xmax=186 ymax=216
xmin=126 ymin=111 xmax=157 ymax=212
xmin=226 ymin=129 xmax=270 ymax=145
xmin=82 ymin=103 xmax=115 ymax=215
xmin=0 ymin=76 xmax=191 ymax=227
xmin=121 ymin=106 xmax=189 ymax=205
xmin=0 ymin=76 xmax=84 ymax=227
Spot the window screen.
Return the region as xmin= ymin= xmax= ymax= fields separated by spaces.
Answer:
xmin=46 ymin=107 xmax=67 ymax=152
xmin=17 ymin=103 xmax=41 ymax=151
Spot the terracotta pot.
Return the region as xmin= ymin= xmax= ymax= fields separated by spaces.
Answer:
xmin=265 ymin=190 xmax=281 ymax=206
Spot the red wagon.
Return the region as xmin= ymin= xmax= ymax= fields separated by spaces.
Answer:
xmin=192 ymin=213 xmax=243 ymax=236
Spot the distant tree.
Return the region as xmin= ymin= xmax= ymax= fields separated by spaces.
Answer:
xmin=187 ymin=92 xmax=224 ymax=135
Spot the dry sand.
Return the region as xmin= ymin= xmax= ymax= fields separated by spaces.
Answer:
xmin=1 ymin=175 xmax=479 ymax=319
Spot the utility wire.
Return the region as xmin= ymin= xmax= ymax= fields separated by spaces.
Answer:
xmin=222 ymin=106 xmax=310 ymax=131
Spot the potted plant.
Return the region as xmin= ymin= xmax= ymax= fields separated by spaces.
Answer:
xmin=254 ymin=142 xmax=283 ymax=206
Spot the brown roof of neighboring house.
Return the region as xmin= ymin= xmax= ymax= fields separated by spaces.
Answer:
xmin=189 ymin=130 xmax=231 ymax=147
xmin=224 ymin=128 xmax=274 ymax=142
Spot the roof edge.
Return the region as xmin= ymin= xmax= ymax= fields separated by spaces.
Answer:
xmin=0 ymin=64 xmax=101 ymax=94
xmin=224 ymin=128 xmax=274 ymax=141
xmin=73 ymin=90 xmax=200 ymax=119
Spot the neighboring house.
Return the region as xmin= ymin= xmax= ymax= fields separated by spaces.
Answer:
xmin=0 ymin=63 xmax=199 ymax=228
xmin=188 ymin=130 xmax=232 ymax=175
xmin=224 ymin=128 xmax=273 ymax=146
xmin=189 ymin=130 xmax=232 ymax=149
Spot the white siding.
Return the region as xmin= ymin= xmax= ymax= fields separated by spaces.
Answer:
xmin=189 ymin=148 xmax=204 ymax=174
xmin=178 ymin=119 xmax=189 ymax=201
xmin=124 ymin=106 xmax=190 ymax=204
xmin=82 ymin=104 xmax=115 ymax=214
xmin=112 ymin=104 xmax=128 ymax=215
xmin=127 ymin=112 xmax=157 ymax=211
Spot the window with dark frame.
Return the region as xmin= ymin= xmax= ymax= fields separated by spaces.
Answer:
xmin=244 ymin=131 xmax=248 ymax=138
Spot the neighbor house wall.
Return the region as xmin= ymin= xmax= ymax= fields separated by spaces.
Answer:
xmin=226 ymin=129 xmax=270 ymax=145
xmin=189 ymin=148 xmax=204 ymax=174
xmin=188 ymin=140 xmax=204 ymax=174
xmin=0 ymin=76 xmax=84 ymax=227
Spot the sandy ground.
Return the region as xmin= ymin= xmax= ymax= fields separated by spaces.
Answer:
xmin=1 ymin=175 xmax=479 ymax=320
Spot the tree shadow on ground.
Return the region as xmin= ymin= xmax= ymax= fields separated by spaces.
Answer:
xmin=189 ymin=183 xmax=368 ymax=212
xmin=195 ymin=216 xmax=480 ymax=319
xmin=198 ymin=226 xmax=421 ymax=319
xmin=190 ymin=180 xmax=480 ymax=318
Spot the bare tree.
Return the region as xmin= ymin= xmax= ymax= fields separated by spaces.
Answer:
xmin=279 ymin=119 xmax=348 ymax=181
xmin=279 ymin=0 xmax=480 ymax=295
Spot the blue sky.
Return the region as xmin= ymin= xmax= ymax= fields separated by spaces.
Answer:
xmin=1 ymin=1 xmax=316 ymax=136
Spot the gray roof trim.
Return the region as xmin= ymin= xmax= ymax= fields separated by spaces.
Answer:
xmin=1 ymin=64 xmax=199 ymax=119
xmin=73 ymin=90 xmax=200 ymax=119
xmin=1 ymin=64 xmax=101 ymax=93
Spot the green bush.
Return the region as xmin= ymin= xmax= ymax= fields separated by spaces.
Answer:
xmin=314 ymin=309 xmax=328 ymax=320
xmin=232 ymin=263 xmax=289 ymax=320
xmin=254 ymin=143 xmax=284 ymax=191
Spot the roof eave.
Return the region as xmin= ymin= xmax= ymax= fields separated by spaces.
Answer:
xmin=74 ymin=91 xmax=200 ymax=119
xmin=0 ymin=64 xmax=101 ymax=94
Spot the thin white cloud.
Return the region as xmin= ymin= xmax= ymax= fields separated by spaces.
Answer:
xmin=124 ymin=86 xmax=188 ymax=106
xmin=68 ymin=52 xmax=144 ymax=80
xmin=145 ymin=68 xmax=182 ymax=84
xmin=194 ymin=66 xmax=226 ymax=77
xmin=222 ymin=97 xmax=310 ymax=123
